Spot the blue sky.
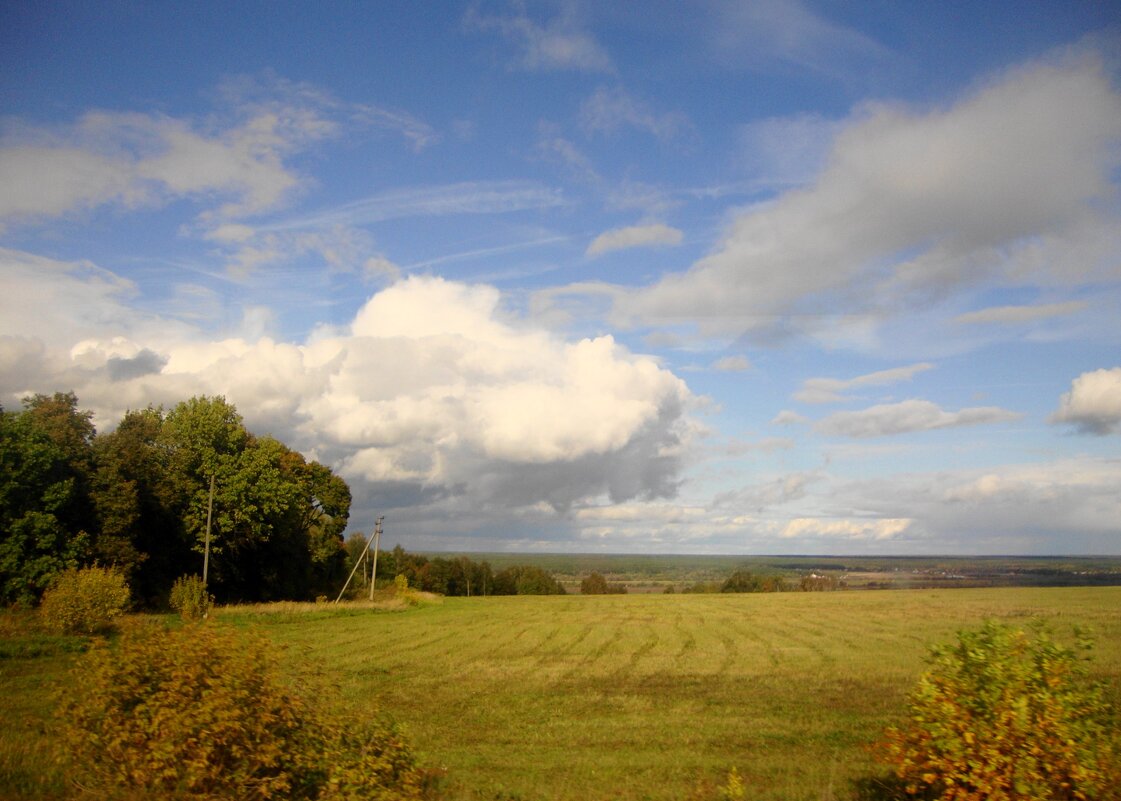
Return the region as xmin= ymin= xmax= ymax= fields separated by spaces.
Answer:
xmin=2 ymin=1 xmax=1119 ymax=554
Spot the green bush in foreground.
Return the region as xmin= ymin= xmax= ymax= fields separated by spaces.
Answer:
xmin=169 ymin=574 xmax=213 ymax=619
xmin=39 ymin=566 xmax=129 ymax=635
xmin=59 ymin=621 xmax=425 ymax=800
xmin=879 ymin=621 xmax=1119 ymax=800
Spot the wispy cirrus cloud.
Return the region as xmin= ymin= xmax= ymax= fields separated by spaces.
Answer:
xmin=260 ymin=181 xmax=566 ymax=232
xmin=581 ymin=86 xmax=692 ymax=141
xmin=816 ymin=399 xmax=1022 ymax=438
xmin=465 ymin=3 xmax=613 ymax=73
xmin=953 ymin=301 xmax=1088 ymax=325
xmin=707 ymin=0 xmax=891 ymax=76
xmin=0 ymin=75 xmax=436 ymax=230
xmin=795 ymin=362 xmax=933 ymax=403
xmin=586 ymin=222 xmax=683 ymax=256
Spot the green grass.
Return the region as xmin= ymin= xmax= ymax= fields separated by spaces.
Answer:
xmin=3 ymin=587 xmax=1120 ymax=800
xmin=267 ymin=587 xmax=1121 ymax=801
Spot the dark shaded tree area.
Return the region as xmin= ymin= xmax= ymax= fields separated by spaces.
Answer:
xmin=580 ymin=571 xmax=627 ymax=594
xmin=1 ymin=392 xmax=351 ymax=606
xmin=365 ymin=546 xmax=566 ymax=596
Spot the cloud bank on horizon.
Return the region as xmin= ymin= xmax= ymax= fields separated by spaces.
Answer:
xmin=2 ymin=2 xmax=1119 ymax=554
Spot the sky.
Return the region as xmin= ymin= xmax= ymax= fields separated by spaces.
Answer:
xmin=1 ymin=1 xmax=1120 ymax=556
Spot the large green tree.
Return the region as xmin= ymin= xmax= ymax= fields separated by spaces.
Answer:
xmin=90 ymin=407 xmax=188 ymax=604
xmin=0 ymin=405 xmax=89 ymax=603
xmin=157 ymin=396 xmax=351 ymax=602
xmin=2 ymin=392 xmax=353 ymax=605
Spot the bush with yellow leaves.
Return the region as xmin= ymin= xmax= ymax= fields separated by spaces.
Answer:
xmin=878 ymin=620 xmax=1119 ymax=800
xmin=59 ymin=621 xmax=425 ymax=800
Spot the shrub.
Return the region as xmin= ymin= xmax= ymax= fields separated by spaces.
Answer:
xmin=59 ymin=621 xmax=424 ymax=800
xmin=169 ymin=574 xmax=212 ymax=619
xmin=39 ymin=566 xmax=129 ymax=635
xmin=878 ymin=621 xmax=1120 ymax=800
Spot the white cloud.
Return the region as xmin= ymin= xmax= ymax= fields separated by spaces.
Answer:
xmin=832 ymin=457 xmax=1121 ymax=553
xmin=816 ymin=399 xmax=1022 ymax=438
xmin=580 ymin=87 xmax=691 ymax=140
xmin=712 ymin=355 xmax=751 ymax=372
xmin=0 ymin=266 xmax=696 ymax=514
xmin=780 ymin=517 xmax=912 ymax=540
xmin=363 ymin=255 xmax=402 ymax=282
xmin=771 ymin=409 xmax=808 ymax=426
xmin=0 ymin=77 xmax=436 ymax=230
xmin=709 ymin=0 xmax=890 ymax=76
xmin=714 ymin=471 xmax=817 ymax=511
xmin=0 ymin=110 xmax=315 ymax=225
xmin=0 ymin=248 xmax=192 ymax=353
xmin=1049 ymin=367 xmax=1121 ymax=435
xmin=263 ymin=181 xmax=565 ymax=231
xmin=614 ymin=54 xmax=1121 ymax=342
xmin=465 ymin=5 xmax=612 ymax=73
xmin=794 ymin=362 xmax=933 ymax=403
xmin=586 ymin=223 xmax=683 ymax=256
xmin=738 ymin=112 xmax=841 ymax=187
xmin=953 ymin=301 xmax=1088 ymax=325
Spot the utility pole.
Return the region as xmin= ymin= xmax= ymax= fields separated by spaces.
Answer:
xmin=369 ymin=516 xmax=383 ymax=601
xmin=335 ymin=523 xmax=379 ymax=604
xmin=202 ymin=473 xmax=215 ymax=586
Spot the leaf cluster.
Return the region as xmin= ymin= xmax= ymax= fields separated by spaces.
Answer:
xmin=879 ymin=621 xmax=1120 ymax=800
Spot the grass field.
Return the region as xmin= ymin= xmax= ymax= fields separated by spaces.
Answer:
xmin=4 ymin=587 xmax=1121 ymax=800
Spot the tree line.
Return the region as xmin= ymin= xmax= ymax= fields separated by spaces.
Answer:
xmin=345 ymin=543 xmax=567 ymax=597
xmin=1 ymin=392 xmax=351 ymax=606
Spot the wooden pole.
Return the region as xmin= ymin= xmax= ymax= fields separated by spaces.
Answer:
xmin=335 ymin=526 xmax=378 ymax=603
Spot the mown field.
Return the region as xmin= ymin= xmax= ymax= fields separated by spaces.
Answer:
xmin=4 ymin=586 xmax=1121 ymax=800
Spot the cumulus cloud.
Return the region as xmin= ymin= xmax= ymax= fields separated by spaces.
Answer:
xmin=586 ymin=223 xmax=683 ymax=256
xmin=816 ymin=399 xmax=1021 ymax=438
xmin=794 ymin=362 xmax=933 ymax=403
xmin=614 ymin=53 xmax=1121 ymax=341
xmin=771 ymin=409 xmax=808 ymax=426
xmin=0 ymin=266 xmax=696 ymax=515
xmin=1049 ymin=367 xmax=1121 ymax=435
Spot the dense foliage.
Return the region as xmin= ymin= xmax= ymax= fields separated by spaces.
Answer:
xmin=1 ymin=392 xmax=351 ymax=605
xmin=879 ymin=621 xmax=1120 ymax=800
xmin=355 ymin=546 xmax=567 ymax=596
xmin=580 ymin=571 xmax=627 ymax=594
xmin=39 ymin=566 xmax=130 ymax=634
xmin=59 ymin=621 xmax=425 ymax=800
